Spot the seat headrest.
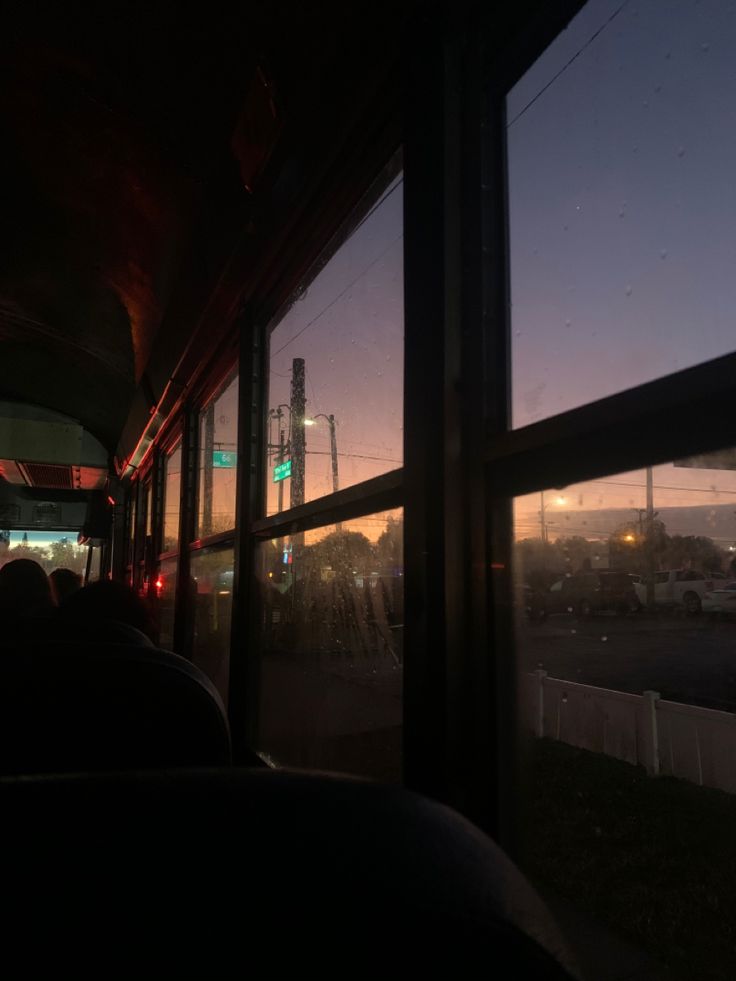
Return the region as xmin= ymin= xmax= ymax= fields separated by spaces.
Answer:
xmin=0 ymin=643 xmax=231 ymax=774
xmin=0 ymin=767 xmax=578 ymax=977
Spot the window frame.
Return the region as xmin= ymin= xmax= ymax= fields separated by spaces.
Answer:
xmin=472 ymin=1 xmax=736 ymax=850
xmin=229 ymin=154 xmax=406 ymax=766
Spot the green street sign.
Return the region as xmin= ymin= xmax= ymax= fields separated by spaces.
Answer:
xmin=212 ymin=451 xmax=237 ymax=468
xmin=273 ymin=459 xmax=292 ymax=483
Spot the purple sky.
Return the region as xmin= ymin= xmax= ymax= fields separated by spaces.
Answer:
xmin=266 ymin=174 xmax=403 ymax=526
xmin=508 ymin=0 xmax=736 ymax=428
xmin=510 ymin=0 xmax=736 ymax=538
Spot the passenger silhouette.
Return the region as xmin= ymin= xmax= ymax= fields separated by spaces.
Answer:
xmin=49 ymin=568 xmax=83 ymax=606
xmin=0 ymin=558 xmax=54 ymax=619
xmin=57 ymin=580 xmax=156 ymax=646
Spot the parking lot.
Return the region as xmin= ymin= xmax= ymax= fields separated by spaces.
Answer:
xmin=518 ymin=611 xmax=736 ymax=712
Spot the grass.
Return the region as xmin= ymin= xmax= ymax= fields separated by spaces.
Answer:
xmin=521 ymin=740 xmax=736 ymax=981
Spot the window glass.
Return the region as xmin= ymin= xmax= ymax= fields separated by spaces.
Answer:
xmin=0 ymin=530 xmax=86 ymax=577
xmin=507 ymin=0 xmax=736 ymax=427
xmin=191 ymin=545 xmax=234 ymax=701
xmin=265 ymin=167 xmax=403 ymax=515
xmin=512 ymin=448 xmax=736 ymax=978
xmin=162 ymin=441 xmax=182 ymax=553
xmin=255 ymin=508 xmax=403 ymax=780
xmin=196 ymin=370 xmax=238 ymax=538
xmin=157 ymin=557 xmax=178 ymax=651
xmin=87 ymin=546 xmax=102 ymax=583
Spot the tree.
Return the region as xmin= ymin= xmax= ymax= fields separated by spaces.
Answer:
xmin=375 ymin=516 xmax=402 ymax=574
xmin=6 ymin=543 xmax=49 ymax=567
xmin=47 ymin=539 xmax=86 ymax=575
xmin=660 ymin=535 xmax=725 ymax=574
xmin=609 ymin=519 xmax=669 ymax=574
xmin=305 ymin=530 xmax=375 ymax=578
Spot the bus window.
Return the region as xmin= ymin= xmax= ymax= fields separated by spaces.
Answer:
xmin=191 ymin=544 xmax=234 ymax=702
xmin=162 ymin=440 xmax=182 ymax=554
xmin=196 ymin=370 xmax=238 ymax=538
xmin=255 ymin=509 xmax=403 ymax=781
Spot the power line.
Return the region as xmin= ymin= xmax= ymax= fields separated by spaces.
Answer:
xmin=506 ymin=0 xmax=631 ymax=129
xmin=349 ymin=176 xmax=403 ymax=239
xmin=270 ymin=233 xmax=403 ymax=359
xmin=307 ymin=450 xmax=401 ymax=464
xmin=588 ymin=478 xmax=736 ymax=497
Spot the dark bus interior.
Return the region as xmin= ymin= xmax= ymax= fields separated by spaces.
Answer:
xmin=2 ymin=2 xmax=735 ymax=976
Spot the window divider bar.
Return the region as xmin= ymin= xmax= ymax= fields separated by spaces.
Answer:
xmin=172 ymin=405 xmax=197 ymax=657
xmin=157 ymin=548 xmax=180 ymax=563
xmin=251 ymin=469 xmax=403 ymax=539
xmin=229 ymin=311 xmax=265 ymax=762
xmin=486 ymin=352 xmax=736 ymax=497
xmin=188 ymin=529 xmax=236 ymax=552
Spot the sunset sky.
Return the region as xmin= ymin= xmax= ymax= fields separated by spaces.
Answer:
xmin=508 ymin=0 xmax=736 ymax=429
xmin=509 ymin=0 xmax=736 ymax=539
xmin=266 ymin=172 xmax=403 ymax=522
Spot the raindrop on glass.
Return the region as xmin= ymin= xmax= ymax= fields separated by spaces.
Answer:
xmin=660 ymin=249 xmax=668 ymax=259
xmin=567 ymin=606 xmax=574 ymax=613
xmin=701 ymin=42 xmax=710 ymax=52
xmin=571 ymin=628 xmax=577 ymax=635
xmin=385 ymin=355 xmax=391 ymax=361
xmin=677 ymin=146 xmax=685 ymax=158
xmin=565 ymin=319 xmax=572 ymax=328
xmin=601 ymin=635 xmax=608 ymax=642
xmin=625 ymin=285 xmax=633 ymax=296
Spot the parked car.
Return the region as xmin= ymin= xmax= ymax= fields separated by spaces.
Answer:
xmin=633 ymin=570 xmax=714 ymax=614
xmin=546 ymin=572 xmax=640 ymax=618
xmin=515 ymin=584 xmax=547 ymax=622
xmin=701 ymin=581 xmax=736 ymax=616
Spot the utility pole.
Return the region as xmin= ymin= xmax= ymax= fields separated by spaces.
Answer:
xmin=328 ymin=413 xmax=340 ymax=530
xmin=312 ymin=412 xmax=340 ymax=528
xmin=277 ymin=425 xmax=286 ymax=514
xmin=327 ymin=414 xmax=339 ymax=496
xmin=290 ymin=358 xmax=306 ymax=509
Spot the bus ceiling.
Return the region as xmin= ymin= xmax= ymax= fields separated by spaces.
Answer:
xmin=0 ymin=5 xmax=409 ymax=469
xmin=0 ymin=402 xmax=108 ymax=492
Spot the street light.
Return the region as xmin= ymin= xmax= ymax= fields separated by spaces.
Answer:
xmin=306 ymin=413 xmax=339 ymax=496
xmin=307 ymin=413 xmax=340 ymax=530
xmin=540 ymin=491 xmax=566 ymax=543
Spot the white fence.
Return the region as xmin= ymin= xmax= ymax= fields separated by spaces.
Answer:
xmin=524 ymin=670 xmax=736 ymax=794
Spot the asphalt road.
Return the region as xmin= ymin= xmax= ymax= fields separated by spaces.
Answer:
xmin=519 ymin=611 xmax=736 ymax=712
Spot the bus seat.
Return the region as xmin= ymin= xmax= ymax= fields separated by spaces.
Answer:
xmin=0 ymin=644 xmax=230 ymax=774
xmin=1 ymin=768 xmax=578 ymax=976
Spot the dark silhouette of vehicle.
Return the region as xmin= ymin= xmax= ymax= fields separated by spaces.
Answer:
xmin=545 ymin=572 xmax=641 ymax=618
xmin=515 ymin=584 xmax=547 ymax=622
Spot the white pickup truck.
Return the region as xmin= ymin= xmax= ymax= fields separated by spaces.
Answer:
xmin=633 ymin=570 xmax=715 ymax=614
